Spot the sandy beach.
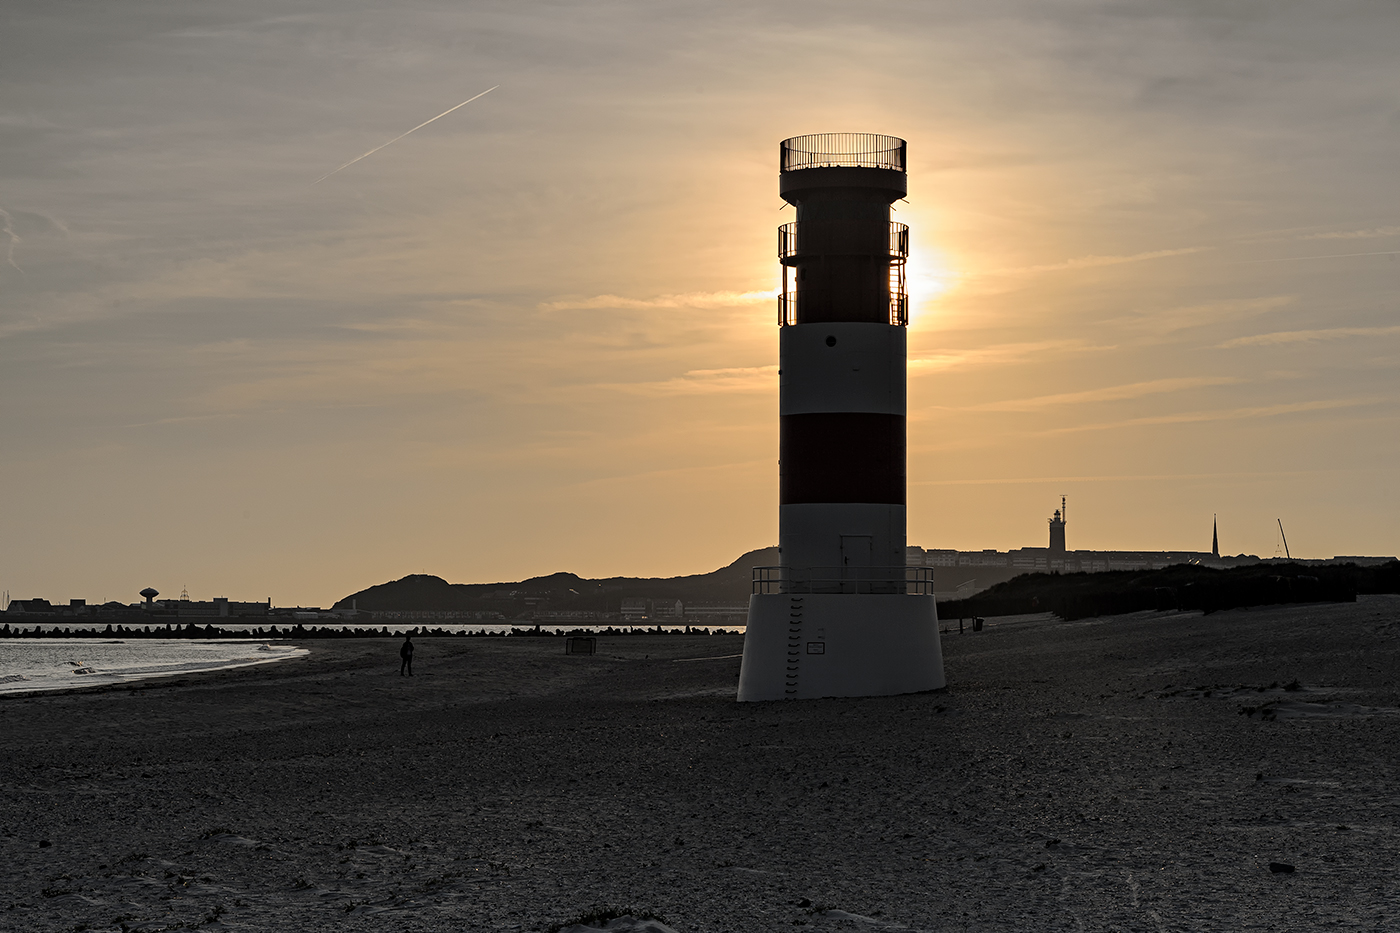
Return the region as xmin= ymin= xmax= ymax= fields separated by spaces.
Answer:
xmin=3 ymin=596 xmax=1399 ymax=932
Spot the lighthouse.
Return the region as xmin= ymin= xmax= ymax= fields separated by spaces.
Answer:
xmin=1049 ymin=496 xmax=1067 ymax=554
xmin=737 ymin=133 xmax=946 ymax=701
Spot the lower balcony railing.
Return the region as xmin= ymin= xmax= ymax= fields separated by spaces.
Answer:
xmin=751 ymin=566 xmax=934 ymax=596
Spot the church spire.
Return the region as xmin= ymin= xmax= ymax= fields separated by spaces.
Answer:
xmin=1211 ymin=514 xmax=1219 ymax=559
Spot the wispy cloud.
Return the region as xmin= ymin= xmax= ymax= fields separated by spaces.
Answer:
xmin=1111 ymin=295 xmax=1293 ymax=336
xmin=909 ymin=339 xmax=1114 ymax=374
xmin=541 ymin=290 xmax=776 ymax=311
xmin=1217 ymin=325 xmax=1400 ymax=348
xmin=1040 ymin=398 xmax=1378 ymax=435
xmin=601 ymin=365 xmax=778 ymax=396
xmin=910 ymin=469 xmax=1336 ymax=487
xmin=566 ymin=457 xmax=772 ymax=490
xmin=1300 ymin=226 xmax=1400 ymax=240
xmin=1235 ymin=250 xmax=1400 ymax=264
xmin=965 ymin=376 xmax=1241 ymax=412
xmin=991 ymin=247 xmax=1208 ymax=277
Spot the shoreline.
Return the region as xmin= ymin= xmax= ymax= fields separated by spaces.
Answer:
xmin=0 ymin=640 xmax=310 ymax=700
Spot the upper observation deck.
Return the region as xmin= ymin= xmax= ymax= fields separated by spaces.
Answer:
xmin=781 ymin=134 xmax=906 ymax=171
xmin=780 ymin=134 xmax=907 ymax=202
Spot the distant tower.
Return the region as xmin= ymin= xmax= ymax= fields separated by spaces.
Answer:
xmin=1211 ymin=514 xmax=1219 ymax=559
xmin=139 ymin=587 xmax=159 ymax=607
xmin=738 ymin=133 xmax=945 ymax=702
xmin=1048 ymin=496 xmax=1067 ymax=555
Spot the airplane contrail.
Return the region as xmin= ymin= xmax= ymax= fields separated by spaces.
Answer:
xmin=313 ymin=85 xmax=498 ymax=184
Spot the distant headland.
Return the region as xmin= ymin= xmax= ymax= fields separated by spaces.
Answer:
xmin=5 ymin=541 xmax=1397 ymax=635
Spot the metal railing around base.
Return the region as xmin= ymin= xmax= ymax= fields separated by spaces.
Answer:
xmin=752 ymin=566 xmax=934 ymax=596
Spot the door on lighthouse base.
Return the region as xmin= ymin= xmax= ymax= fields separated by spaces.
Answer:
xmin=840 ymin=535 xmax=874 ymax=592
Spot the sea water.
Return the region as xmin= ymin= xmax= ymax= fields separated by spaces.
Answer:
xmin=0 ymin=639 xmax=307 ymax=695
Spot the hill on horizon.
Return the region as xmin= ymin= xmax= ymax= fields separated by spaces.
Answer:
xmin=333 ymin=547 xmax=780 ymax=614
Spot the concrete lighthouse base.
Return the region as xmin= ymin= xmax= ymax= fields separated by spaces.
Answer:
xmin=737 ymin=594 xmax=946 ymax=701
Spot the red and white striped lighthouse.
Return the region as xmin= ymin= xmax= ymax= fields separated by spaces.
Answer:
xmin=738 ymin=133 xmax=946 ymax=701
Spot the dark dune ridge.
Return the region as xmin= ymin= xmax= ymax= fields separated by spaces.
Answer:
xmin=3 ymin=596 xmax=1399 ymax=931
xmin=940 ymin=559 xmax=1400 ymax=621
xmin=333 ymin=547 xmax=781 ymax=613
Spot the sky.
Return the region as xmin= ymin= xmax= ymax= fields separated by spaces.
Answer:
xmin=2 ymin=0 xmax=1397 ymax=606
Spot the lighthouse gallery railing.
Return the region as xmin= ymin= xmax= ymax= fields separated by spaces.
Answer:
xmin=780 ymin=134 xmax=907 ymax=172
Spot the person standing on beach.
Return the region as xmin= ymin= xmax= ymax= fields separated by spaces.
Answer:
xmin=399 ymin=635 xmax=414 ymax=676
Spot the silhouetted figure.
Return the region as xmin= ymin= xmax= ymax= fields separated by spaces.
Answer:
xmin=399 ymin=635 xmax=414 ymax=676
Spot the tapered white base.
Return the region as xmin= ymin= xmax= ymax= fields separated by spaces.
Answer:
xmin=737 ymin=593 xmax=945 ymax=701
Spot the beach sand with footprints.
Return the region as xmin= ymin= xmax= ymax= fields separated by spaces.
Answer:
xmin=3 ymin=596 xmax=1399 ymax=931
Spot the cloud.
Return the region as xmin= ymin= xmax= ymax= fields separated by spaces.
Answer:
xmin=1300 ymin=226 xmax=1400 ymax=240
xmin=909 ymin=339 xmax=1114 ymax=374
xmin=600 ymin=365 xmax=778 ymax=396
xmin=966 ymin=376 xmax=1242 ymax=412
xmin=566 ymin=456 xmax=772 ymax=490
xmin=1236 ymin=250 xmax=1400 ymax=265
xmin=990 ymin=247 xmax=1208 ymax=277
xmin=541 ymin=290 xmax=776 ymax=311
xmin=1040 ymin=398 xmax=1379 ymax=435
xmin=1112 ymin=295 xmax=1293 ymax=336
xmin=1216 ymin=325 xmax=1400 ymax=348
xmin=910 ymin=469 xmax=1330 ymax=487
xmin=0 ymin=114 xmax=61 ymax=128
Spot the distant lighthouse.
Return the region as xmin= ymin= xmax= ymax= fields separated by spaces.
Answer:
xmin=738 ymin=133 xmax=945 ymax=702
xmin=1049 ymin=496 xmax=1067 ymax=554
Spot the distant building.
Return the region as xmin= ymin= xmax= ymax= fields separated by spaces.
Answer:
xmin=653 ymin=599 xmax=684 ymax=620
xmin=682 ymin=603 xmax=749 ymax=623
xmin=5 ymin=599 xmax=57 ymax=614
xmin=958 ymin=550 xmax=1008 ymax=569
xmin=924 ymin=549 xmax=959 ymax=567
xmin=5 ymin=594 xmax=271 ymax=618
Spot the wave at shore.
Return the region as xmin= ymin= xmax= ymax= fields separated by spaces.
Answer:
xmin=0 ymin=640 xmax=307 ymax=696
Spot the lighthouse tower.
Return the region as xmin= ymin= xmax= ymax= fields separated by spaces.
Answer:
xmin=1049 ymin=496 xmax=1067 ymax=554
xmin=737 ymin=134 xmax=946 ymax=701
